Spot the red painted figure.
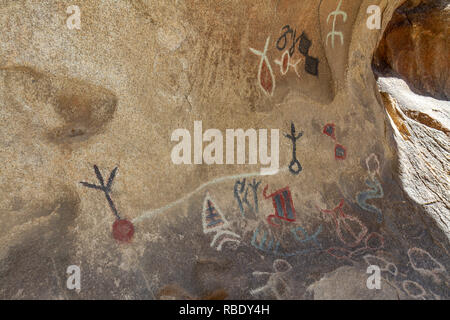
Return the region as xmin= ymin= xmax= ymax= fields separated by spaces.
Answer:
xmin=263 ymin=185 xmax=296 ymax=227
xmin=320 ymin=199 xmax=367 ymax=247
xmin=250 ymin=37 xmax=276 ymax=96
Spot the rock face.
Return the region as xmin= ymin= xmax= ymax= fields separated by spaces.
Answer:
xmin=377 ymin=76 xmax=450 ymax=242
xmin=373 ymin=0 xmax=450 ymax=100
xmin=0 ymin=0 xmax=448 ymax=300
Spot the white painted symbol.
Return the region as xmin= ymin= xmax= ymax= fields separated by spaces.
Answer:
xmin=274 ymin=50 xmax=302 ymax=78
xmin=402 ymin=280 xmax=427 ymax=300
xmin=366 ymin=153 xmax=380 ymax=179
xmin=201 ymin=192 xmax=240 ymax=251
xmin=326 ymin=0 xmax=347 ymax=48
xmin=250 ymin=259 xmax=292 ymax=299
xmin=408 ymin=247 xmax=447 ymax=283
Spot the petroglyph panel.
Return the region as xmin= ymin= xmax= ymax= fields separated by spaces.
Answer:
xmin=0 ymin=0 xmax=448 ymax=301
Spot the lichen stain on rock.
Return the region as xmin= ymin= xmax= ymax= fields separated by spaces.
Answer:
xmin=0 ymin=65 xmax=118 ymax=146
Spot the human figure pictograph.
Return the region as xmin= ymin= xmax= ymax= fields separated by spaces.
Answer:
xmin=250 ymin=259 xmax=292 ymax=299
xmin=326 ymin=0 xmax=348 ymax=48
xmin=284 ymin=122 xmax=303 ymax=175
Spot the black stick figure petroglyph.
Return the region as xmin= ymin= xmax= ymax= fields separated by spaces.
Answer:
xmin=284 ymin=122 xmax=303 ymax=175
xmin=80 ymin=165 xmax=120 ymax=219
xmin=80 ymin=165 xmax=135 ymax=242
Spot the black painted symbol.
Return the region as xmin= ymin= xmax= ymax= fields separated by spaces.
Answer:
xmin=80 ymin=165 xmax=135 ymax=242
xmin=284 ymin=122 xmax=303 ymax=175
xmin=276 ymin=25 xmax=319 ymax=76
xmin=80 ymin=165 xmax=120 ymax=219
xmin=298 ymin=32 xmax=311 ymax=55
xmin=305 ymin=55 xmax=319 ymax=77
xmin=234 ymin=178 xmax=261 ymax=217
xmin=276 ymin=25 xmax=293 ymax=52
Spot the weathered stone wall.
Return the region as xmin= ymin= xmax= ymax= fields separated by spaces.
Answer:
xmin=374 ymin=0 xmax=449 ymax=100
xmin=0 ymin=0 xmax=448 ymax=299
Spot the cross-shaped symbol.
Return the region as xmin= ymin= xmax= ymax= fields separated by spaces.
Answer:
xmin=326 ymin=0 xmax=348 ymax=48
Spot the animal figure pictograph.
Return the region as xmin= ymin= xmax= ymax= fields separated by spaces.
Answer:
xmin=284 ymin=122 xmax=303 ymax=175
xmin=80 ymin=165 xmax=134 ymax=243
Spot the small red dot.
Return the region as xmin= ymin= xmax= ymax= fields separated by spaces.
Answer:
xmin=112 ymin=219 xmax=134 ymax=243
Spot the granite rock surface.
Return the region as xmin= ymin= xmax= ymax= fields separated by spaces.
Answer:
xmin=0 ymin=0 xmax=448 ymax=299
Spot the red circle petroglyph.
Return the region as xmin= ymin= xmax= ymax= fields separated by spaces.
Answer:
xmin=112 ymin=219 xmax=134 ymax=242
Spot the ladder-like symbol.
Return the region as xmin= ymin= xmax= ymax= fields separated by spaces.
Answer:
xmin=263 ymin=185 xmax=296 ymax=227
